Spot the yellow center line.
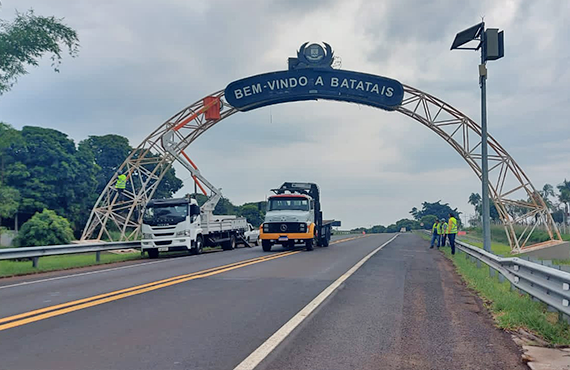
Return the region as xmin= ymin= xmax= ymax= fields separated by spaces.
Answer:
xmin=0 ymin=251 xmax=299 ymax=330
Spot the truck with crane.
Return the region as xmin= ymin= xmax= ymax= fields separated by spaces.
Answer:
xmin=140 ymin=132 xmax=249 ymax=258
xmin=259 ymin=182 xmax=340 ymax=252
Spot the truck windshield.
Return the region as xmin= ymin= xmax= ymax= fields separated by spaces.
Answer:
xmin=268 ymin=198 xmax=309 ymax=211
xmin=143 ymin=204 xmax=188 ymax=225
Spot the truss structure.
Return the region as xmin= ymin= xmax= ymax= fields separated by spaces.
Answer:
xmin=81 ymin=84 xmax=563 ymax=253
xmin=398 ymin=85 xmax=562 ymax=252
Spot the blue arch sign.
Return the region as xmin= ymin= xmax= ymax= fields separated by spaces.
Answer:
xmin=224 ymin=43 xmax=404 ymax=112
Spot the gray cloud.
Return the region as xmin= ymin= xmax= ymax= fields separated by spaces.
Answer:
xmin=1 ymin=0 xmax=569 ymax=228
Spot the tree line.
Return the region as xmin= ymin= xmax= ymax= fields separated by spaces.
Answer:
xmin=0 ymin=124 xmax=183 ymax=240
xmin=0 ymin=124 xmax=271 ymax=246
xmin=349 ymin=200 xmax=461 ymax=234
xmin=467 ymin=182 xmax=570 ymax=226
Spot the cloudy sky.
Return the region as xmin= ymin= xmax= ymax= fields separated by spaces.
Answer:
xmin=1 ymin=0 xmax=569 ymax=229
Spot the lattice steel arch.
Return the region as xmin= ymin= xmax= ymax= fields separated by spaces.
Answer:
xmin=81 ymin=85 xmax=563 ymax=253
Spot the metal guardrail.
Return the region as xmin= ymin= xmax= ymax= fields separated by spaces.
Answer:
xmin=454 ymin=239 xmax=570 ymax=321
xmin=0 ymin=241 xmax=142 ymax=267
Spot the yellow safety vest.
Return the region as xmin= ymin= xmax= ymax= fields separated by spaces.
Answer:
xmin=447 ymin=217 xmax=457 ymax=234
xmin=437 ymin=223 xmax=444 ymax=235
xmin=115 ymin=174 xmax=127 ymax=189
xmin=432 ymin=222 xmax=439 ymax=234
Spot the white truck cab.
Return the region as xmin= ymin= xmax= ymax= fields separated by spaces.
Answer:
xmin=141 ymin=197 xmax=248 ymax=258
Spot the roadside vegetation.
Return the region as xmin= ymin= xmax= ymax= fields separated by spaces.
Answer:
xmin=442 ymin=247 xmax=570 ymax=346
xmin=414 ymin=230 xmax=570 ymax=345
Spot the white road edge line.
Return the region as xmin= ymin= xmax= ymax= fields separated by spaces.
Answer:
xmin=233 ymin=234 xmax=399 ymax=370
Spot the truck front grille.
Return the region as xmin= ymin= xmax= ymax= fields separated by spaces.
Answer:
xmin=266 ymin=222 xmax=303 ymax=233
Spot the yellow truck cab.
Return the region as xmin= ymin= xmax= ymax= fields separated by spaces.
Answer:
xmin=260 ymin=182 xmax=338 ymax=251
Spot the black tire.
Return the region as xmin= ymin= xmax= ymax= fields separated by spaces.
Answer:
xmin=222 ymin=234 xmax=236 ymax=251
xmin=194 ymin=235 xmax=203 ymax=255
xmin=147 ymin=249 xmax=159 ymax=259
xmin=305 ymin=238 xmax=314 ymax=251
xmin=321 ymin=237 xmax=329 ymax=247
xmin=262 ymin=240 xmax=272 ymax=252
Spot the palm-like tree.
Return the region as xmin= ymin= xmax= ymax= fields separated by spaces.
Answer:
xmin=537 ymin=183 xmax=555 ymax=210
xmin=468 ymin=193 xmax=481 ymax=215
xmin=557 ymin=180 xmax=570 ymax=225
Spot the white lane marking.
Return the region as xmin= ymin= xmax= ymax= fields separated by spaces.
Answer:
xmin=0 ymin=236 xmax=366 ymax=291
xmin=0 ymin=256 xmax=193 ymax=290
xmin=233 ymin=234 xmax=399 ymax=370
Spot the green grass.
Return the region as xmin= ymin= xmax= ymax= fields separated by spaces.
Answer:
xmin=0 ymin=252 xmax=143 ymax=278
xmin=441 ymin=247 xmax=570 ymax=346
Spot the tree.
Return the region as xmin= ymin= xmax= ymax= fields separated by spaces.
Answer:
xmin=79 ymin=135 xmax=131 ymax=194
xmin=4 ymin=126 xmax=99 ymax=232
xmin=395 ymin=218 xmax=420 ymax=231
xmin=557 ymin=180 xmax=570 ymax=225
xmin=468 ymin=193 xmax=481 ymax=213
xmin=239 ymin=204 xmax=263 ymax=227
xmin=0 ymin=9 xmax=79 ymax=94
xmin=14 ymin=209 xmax=74 ymax=247
xmin=467 ymin=193 xmax=500 ymax=222
xmin=410 ymin=200 xmax=461 ymax=225
xmin=419 ymin=215 xmax=438 ymax=229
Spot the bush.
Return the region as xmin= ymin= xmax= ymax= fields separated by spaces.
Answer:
xmin=14 ymin=209 xmax=74 ymax=247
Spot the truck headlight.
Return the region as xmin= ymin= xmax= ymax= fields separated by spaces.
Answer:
xmin=143 ymin=233 xmax=152 ymax=239
xmin=299 ymin=223 xmax=306 ymax=232
xmin=176 ymin=230 xmax=191 ymax=236
xmin=263 ymin=223 xmax=269 ymax=232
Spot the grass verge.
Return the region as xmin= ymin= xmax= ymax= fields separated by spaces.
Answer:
xmin=0 ymin=252 xmax=143 ymax=278
xmin=441 ymin=246 xmax=570 ymax=346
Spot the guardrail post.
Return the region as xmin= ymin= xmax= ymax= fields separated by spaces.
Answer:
xmin=32 ymin=257 xmax=39 ymax=268
xmin=96 ymin=251 xmax=101 ymax=263
xmin=489 ymin=267 xmax=496 ymax=278
xmin=498 ymin=273 xmax=505 ymax=283
xmin=476 ymin=259 xmax=481 ymax=269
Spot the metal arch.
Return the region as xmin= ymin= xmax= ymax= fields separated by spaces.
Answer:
xmin=80 ymin=84 xmax=563 ymax=253
xmin=80 ymin=90 xmax=238 ymax=242
xmin=397 ymin=84 xmax=562 ymax=252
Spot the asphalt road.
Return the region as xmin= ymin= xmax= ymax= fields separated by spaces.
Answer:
xmin=0 ymin=233 xmax=527 ymax=370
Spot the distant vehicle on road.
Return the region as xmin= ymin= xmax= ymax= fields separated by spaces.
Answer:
xmin=244 ymin=223 xmax=260 ymax=246
xmin=260 ymin=182 xmax=339 ymax=252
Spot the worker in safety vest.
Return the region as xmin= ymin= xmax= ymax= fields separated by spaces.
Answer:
xmin=440 ymin=219 xmax=448 ymax=247
xmin=446 ymin=213 xmax=458 ymax=255
xmin=430 ymin=219 xmax=440 ymax=249
xmin=436 ymin=218 xmax=445 ymax=248
xmin=115 ymin=173 xmax=127 ymax=197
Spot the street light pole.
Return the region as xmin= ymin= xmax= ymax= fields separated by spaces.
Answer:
xmin=451 ymin=22 xmax=503 ymax=253
xmin=479 ymin=23 xmax=492 ymax=252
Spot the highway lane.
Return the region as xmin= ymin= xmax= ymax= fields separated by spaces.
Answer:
xmin=254 ymin=233 xmax=527 ymax=370
xmin=0 ymin=234 xmax=387 ymax=370
xmin=0 ymin=234 xmax=359 ymax=319
xmin=0 ymin=233 xmax=527 ymax=370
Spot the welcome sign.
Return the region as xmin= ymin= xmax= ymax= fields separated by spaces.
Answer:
xmin=225 ymin=69 xmax=404 ymax=112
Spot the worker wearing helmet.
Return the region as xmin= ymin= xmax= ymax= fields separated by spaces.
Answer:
xmin=115 ymin=173 xmax=127 ymax=198
xmin=447 ymin=213 xmax=458 ymax=255
xmin=440 ymin=218 xmax=448 ymax=247
xmin=430 ymin=219 xmax=440 ymax=249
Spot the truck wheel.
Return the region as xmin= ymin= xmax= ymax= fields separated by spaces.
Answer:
xmin=193 ymin=236 xmax=203 ymax=255
xmin=262 ymin=240 xmax=272 ymax=252
xmin=222 ymin=235 xmax=236 ymax=251
xmin=321 ymin=237 xmax=329 ymax=247
xmin=147 ymin=249 xmax=159 ymax=259
xmin=305 ymin=239 xmax=314 ymax=251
